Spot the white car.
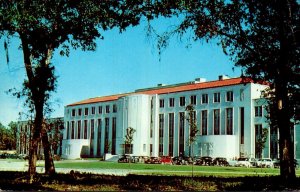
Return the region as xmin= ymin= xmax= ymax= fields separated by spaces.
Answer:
xmin=256 ymin=158 xmax=274 ymax=168
xmin=236 ymin=157 xmax=257 ymax=167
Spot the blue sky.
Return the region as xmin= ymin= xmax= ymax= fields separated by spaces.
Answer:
xmin=0 ymin=19 xmax=241 ymax=126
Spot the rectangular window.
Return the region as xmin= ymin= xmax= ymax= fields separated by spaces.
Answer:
xmin=159 ymin=99 xmax=165 ymax=108
xmin=104 ymin=118 xmax=109 ymax=153
xmin=240 ymin=89 xmax=244 ymax=101
xmin=97 ymin=119 xmax=102 ymax=156
xmin=84 ymin=108 xmax=89 ymax=116
xmin=202 ymin=94 xmax=208 ymax=104
xmin=77 ymin=120 xmax=81 ymax=139
xmin=91 ymin=107 xmax=95 ymax=114
xmin=201 ymin=110 xmax=208 ymax=135
xmin=78 ymin=108 xmax=82 ymax=116
xmin=213 ymin=109 xmax=220 ymax=135
xmin=98 ymin=106 xmax=103 ymax=114
xmin=169 ymin=98 xmax=175 ymax=107
xmin=226 ymin=108 xmax=233 ymax=135
xmin=180 ymin=96 xmax=186 ymax=106
xmin=66 ymin=122 xmax=70 ymax=139
xmin=240 ymin=107 xmax=245 ymax=144
xmin=90 ymin=119 xmax=95 ymax=156
xmin=190 ymin=95 xmax=197 ymax=105
xmin=113 ymin=104 xmax=117 ymax=113
xmin=214 ymin=92 xmax=220 ymax=103
xmin=255 ymin=106 xmax=263 ymax=117
xmin=71 ymin=121 xmax=75 ymax=139
xmin=159 ymin=114 xmax=164 ymax=156
xmin=179 ymin=112 xmax=185 ymax=154
xmin=226 ymin=91 xmax=233 ymax=102
xmin=168 ymin=113 xmax=174 ymax=156
xmin=112 ymin=117 xmax=117 ymax=154
xmin=106 ymin=105 xmax=110 ymax=113
xmin=255 ymin=124 xmax=263 ymax=158
xmin=84 ymin=120 xmax=88 ymax=139
xmin=71 ymin=109 xmax=76 ymax=117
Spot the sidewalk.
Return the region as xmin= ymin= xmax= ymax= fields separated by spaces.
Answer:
xmin=0 ymin=159 xmax=130 ymax=176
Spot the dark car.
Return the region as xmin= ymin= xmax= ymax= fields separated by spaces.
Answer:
xmin=145 ymin=157 xmax=161 ymax=164
xmin=118 ymin=155 xmax=131 ymax=163
xmin=172 ymin=156 xmax=193 ymax=165
xmin=273 ymin=159 xmax=298 ymax=169
xmin=212 ymin=157 xmax=229 ymax=166
xmin=194 ymin=156 xmax=213 ymax=166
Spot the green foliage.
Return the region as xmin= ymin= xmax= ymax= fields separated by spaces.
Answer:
xmin=0 ymin=121 xmax=17 ymax=150
xmin=256 ymin=128 xmax=269 ymax=158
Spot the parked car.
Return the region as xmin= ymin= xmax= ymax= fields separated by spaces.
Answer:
xmin=236 ymin=157 xmax=257 ymax=167
xmin=145 ymin=157 xmax=161 ymax=164
xmin=212 ymin=157 xmax=229 ymax=166
xmin=273 ymin=159 xmax=298 ymax=169
xmin=118 ymin=155 xmax=131 ymax=163
xmin=194 ymin=156 xmax=213 ymax=166
xmin=160 ymin=156 xmax=173 ymax=165
xmin=256 ymin=158 xmax=274 ymax=168
xmin=172 ymin=156 xmax=192 ymax=165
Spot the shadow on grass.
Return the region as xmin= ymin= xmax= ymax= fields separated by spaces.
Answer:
xmin=0 ymin=171 xmax=300 ymax=191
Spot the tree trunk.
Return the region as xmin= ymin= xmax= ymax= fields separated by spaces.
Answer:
xmin=28 ymin=106 xmax=43 ymax=183
xmin=41 ymin=129 xmax=55 ymax=175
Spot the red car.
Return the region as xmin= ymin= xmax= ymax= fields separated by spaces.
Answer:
xmin=160 ymin=156 xmax=173 ymax=165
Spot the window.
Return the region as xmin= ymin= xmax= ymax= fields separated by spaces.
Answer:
xmin=71 ymin=121 xmax=75 ymax=139
xmin=180 ymin=96 xmax=186 ymax=106
xmin=71 ymin=109 xmax=76 ymax=117
xmin=97 ymin=119 xmax=102 ymax=156
xmin=78 ymin=108 xmax=82 ymax=116
xmin=98 ymin=106 xmax=103 ymax=114
xmin=112 ymin=117 xmax=117 ymax=154
xmin=168 ymin=113 xmax=174 ymax=156
xmin=226 ymin=91 xmax=233 ymax=102
xmin=190 ymin=95 xmax=197 ymax=105
xmin=202 ymin=94 xmax=208 ymax=104
xmin=106 ymin=105 xmax=110 ymax=113
xmin=84 ymin=108 xmax=89 ymax=116
xmin=179 ymin=112 xmax=185 ymax=154
xmin=104 ymin=118 xmax=109 ymax=153
xmin=90 ymin=119 xmax=95 ymax=156
xmin=240 ymin=89 xmax=244 ymax=101
xmin=159 ymin=114 xmax=164 ymax=156
xmin=84 ymin=120 xmax=88 ymax=139
xmin=226 ymin=108 xmax=233 ymax=135
xmin=66 ymin=122 xmax=70 ymax=139
xmin=113 ymin=104 xmax=117 ymax=113
xmin=159 ymin=99 xmax=165 ymax=108
xmin=77 ymin=120 xmax=81 ymax=139
xmin=213 ymin=109 xmax=220 ymax=135
xmin=201 ymin=110 xmax=208 ymax=135
xmin=91 ymin=107 xmax=95 ymax=114
xmin=255 ymin=124 xmax=263 ymax=158
xmin=255 ymin=106 xmax=263 ymax=117
xmin=214 ymin=92 xmax=220 ymax=103
xmin=169 ymin=98 xmax=175 ymax=107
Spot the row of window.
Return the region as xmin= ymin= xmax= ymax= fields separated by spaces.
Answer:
xmin=70 ymin=104 xmax=117 ymax=117
xmin=159 ymin=91 xmax=235 ymax=108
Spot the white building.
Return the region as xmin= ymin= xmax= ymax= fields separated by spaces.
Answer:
xmin=61 ymin=76 xmax=298 ymax=160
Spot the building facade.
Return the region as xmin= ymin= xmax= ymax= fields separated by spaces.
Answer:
xmin=17 ymin=117 xmax=64 ymax=158
xmin=61 ymin=76 xmax=299 ymax=160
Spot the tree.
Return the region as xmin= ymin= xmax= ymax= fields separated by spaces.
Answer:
xmin=149 ymin=0 xmax=299 ymax=181
xmin=255 ymin=128 xmax=268 ymax=159
xmin=0 ymin=0 xmax=146 ymax=182
xmin=125 ymin=127 xmax=136 ymax=155
xmin=0 ymin=122 xmax=17 ymax=150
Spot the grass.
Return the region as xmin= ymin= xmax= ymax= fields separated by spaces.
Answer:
xmin=49 ymin=160 xmax=288 ymax=177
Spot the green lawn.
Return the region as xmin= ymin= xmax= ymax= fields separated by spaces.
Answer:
xmin=51 ymin=160 xmax=298 ymax=177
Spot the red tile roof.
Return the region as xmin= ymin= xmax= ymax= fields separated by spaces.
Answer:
xmin=67 ymin=77 xmax=253 ymax=107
